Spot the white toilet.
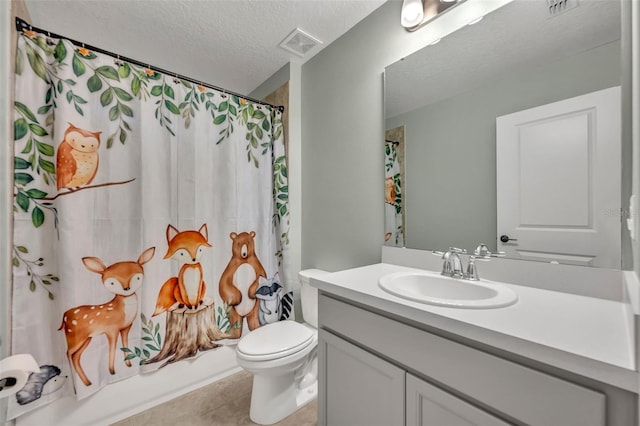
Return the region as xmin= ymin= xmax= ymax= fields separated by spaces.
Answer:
xmin=236 ymin=269 xmax=327 ymax=425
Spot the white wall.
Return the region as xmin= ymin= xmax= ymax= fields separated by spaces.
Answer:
xmin=1 ymin=0 xmax=13 ymax=364
xmin=632 ymin=0 xmax=640 ymax=280
xmin=300 ymin=0 xmax=510 ymax=271
xmin=249 ymin=63 xmax=290 ymax=100
xmin=287 ymin=61 xmax=303 ymax=314
xmin=1 ymin=3 xmax=14 ymax=425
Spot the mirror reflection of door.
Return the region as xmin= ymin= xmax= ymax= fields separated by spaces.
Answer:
xmin=496 ymin=86 xmax=621 ymax=268
xmin=385 ymin=127 xmax=406 ymax=246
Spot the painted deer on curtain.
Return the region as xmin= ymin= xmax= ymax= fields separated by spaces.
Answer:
xmin=60 ymin=248 xmax=155 ymax=386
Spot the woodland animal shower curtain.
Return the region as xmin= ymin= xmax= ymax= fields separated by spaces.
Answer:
xmin=9 ymin=22 xmax=291 ymax=420
xmin=384 ymin=139 xmax=403 ymax=246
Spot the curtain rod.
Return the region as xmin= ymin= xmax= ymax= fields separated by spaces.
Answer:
xmin=14 ymin=17 xmax=285 ymax=113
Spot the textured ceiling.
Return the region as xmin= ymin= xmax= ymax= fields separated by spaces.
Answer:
xmin=385 ymin=0 xmax=621 ymax=118
xmin=23 ymin=0 xmax=386 ymax=95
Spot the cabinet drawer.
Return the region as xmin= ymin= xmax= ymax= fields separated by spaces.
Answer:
xmin=319 ymin=294 xmax=606 ymax=426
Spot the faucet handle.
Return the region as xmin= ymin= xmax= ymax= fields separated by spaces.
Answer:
xmin=474 ymin=244 xmax=491 ymax=257
xmin=466 ymin=255 xmax=490 ymax=280
xmin=466 ymin=256 xmax=480 ymax=280
xmin=433 ymin=248 xmax=467 ymax=256
xmin=474 ymin=244 xmax=507 ymax=259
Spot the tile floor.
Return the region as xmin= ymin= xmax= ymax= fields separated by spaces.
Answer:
xmin=111 ymin=370 xmax=317 ymax=426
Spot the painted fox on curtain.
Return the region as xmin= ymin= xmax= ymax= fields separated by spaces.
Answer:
xmin=9 ymin=23 xmax=292 ymax=420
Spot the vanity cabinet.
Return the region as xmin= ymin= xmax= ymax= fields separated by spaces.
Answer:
xmin=319 ymin=328 xmax=508 ymax=426
xmin=317 ymin=293 xmax=628 ymax=426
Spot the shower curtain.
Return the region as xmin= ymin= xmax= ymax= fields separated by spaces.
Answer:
xmin=9 ymin=24 xmax=290 ymax=420
xmin=384 ymin=139 xmax=404 ymax=246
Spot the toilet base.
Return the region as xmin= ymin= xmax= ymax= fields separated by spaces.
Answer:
xmin=249 ymin=371 xmax=317 ymax=425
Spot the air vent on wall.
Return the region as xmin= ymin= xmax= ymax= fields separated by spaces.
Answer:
xmin=279 ymin=28 xmax=322 ymax=57
xmin=546 ymin=0 xmax=578 ymax=17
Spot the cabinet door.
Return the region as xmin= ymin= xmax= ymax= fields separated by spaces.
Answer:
xmin=406 ymin=374 xmax=510 ymax=426
xmin=318 ymin=329 xmax=404 ymax=426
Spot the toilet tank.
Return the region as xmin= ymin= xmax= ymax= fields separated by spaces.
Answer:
xmin=298 ymin=269 xmax=328 ymax=329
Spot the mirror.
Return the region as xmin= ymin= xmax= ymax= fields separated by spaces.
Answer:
xmin=384 ymin=0 xmax=627 ymax=268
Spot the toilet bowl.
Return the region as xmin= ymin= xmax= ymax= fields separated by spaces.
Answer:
xmin=236 ymin=269 xmax=327 ymax=425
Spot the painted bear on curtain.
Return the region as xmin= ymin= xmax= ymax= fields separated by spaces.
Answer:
xmin=219 ymin=231 xmax=266 ymax=338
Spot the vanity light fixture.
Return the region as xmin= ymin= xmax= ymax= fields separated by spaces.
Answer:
xmin=402 ymin=0 xmax=465 ymax=32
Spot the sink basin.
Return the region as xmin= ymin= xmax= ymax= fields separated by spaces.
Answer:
xmin=379 ymin=271 xmax=518 ymax=309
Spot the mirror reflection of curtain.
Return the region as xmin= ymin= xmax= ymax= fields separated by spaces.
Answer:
xmin=384 ymin=126 xmax=405 ymax=246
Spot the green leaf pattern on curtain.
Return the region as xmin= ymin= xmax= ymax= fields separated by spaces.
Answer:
xmin=14 ymin=30 xmax=289 ymax=230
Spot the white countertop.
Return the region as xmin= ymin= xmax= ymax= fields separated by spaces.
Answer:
xmin=311 ymin=263 xmax=639 ymax=393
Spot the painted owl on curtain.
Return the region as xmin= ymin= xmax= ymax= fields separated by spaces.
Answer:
xmin=56 ymin=123 xmax=102 ymax=190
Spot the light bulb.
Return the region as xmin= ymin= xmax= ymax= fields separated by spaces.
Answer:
xmin=401 ymin=0 xmax=424 ymax=28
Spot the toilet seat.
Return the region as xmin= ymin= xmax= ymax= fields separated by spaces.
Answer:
xmin=237 ymin=321 xmax=315 ymax=362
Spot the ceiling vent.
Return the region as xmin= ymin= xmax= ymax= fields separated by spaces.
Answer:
xmin=279 ymin=28 xmax=322 ymax=57
xmin=546 ymin=0 xmax=578 ymax=17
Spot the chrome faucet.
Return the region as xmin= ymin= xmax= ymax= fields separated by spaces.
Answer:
xmin=439 ymin=247 xmax=466 ymax=278
xmin=434 ymin=245 xmax=505 ymax=281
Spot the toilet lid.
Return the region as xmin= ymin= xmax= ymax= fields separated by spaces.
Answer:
xmin=237 ymin=321 xmax=314 ymax=359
